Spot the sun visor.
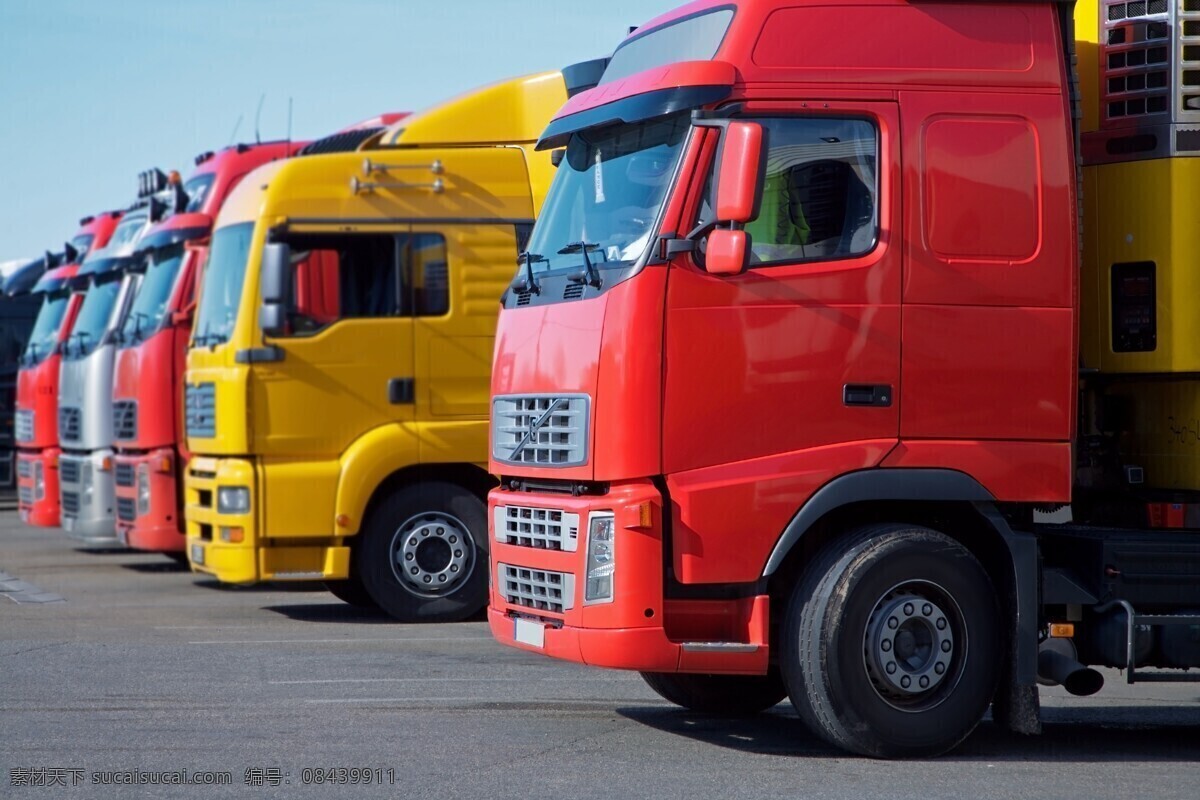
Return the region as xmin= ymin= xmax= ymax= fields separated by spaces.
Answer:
xmin=137 ymin=212 xmax=213 ymax=256
xmin=536 ymin=60 xmax=737 ymax=150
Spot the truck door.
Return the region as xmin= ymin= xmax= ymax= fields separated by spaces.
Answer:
xmin=409 ymin=223 xmax=519 ymax=465
xmin=250 ymin=227 xmax=415 ymax=536
xmin=661 ymin=103 xmax=903 ymax=585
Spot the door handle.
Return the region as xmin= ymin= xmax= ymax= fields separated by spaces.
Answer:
xmin=389 ymin=378 xmax=415 ymax=405
xmin=843 ymin=384 xmax=892 ymax=407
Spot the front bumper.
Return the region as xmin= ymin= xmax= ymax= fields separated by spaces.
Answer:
xmin=184 ymin=456 xmax=348 ymax=584
xmin=488 ymin=480 xmax=770 ymax=674
xmin=17 ymin=449 xmax=60 ymax=528
xmin=114 ymin=448 xmax=183 ymax=552
xmin=59 ymin=450 xmax=118 ymax=546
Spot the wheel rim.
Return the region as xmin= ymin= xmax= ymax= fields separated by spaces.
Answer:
xmin=389 ymin=511 xmax=475 ymax=598
xmin=862 ymin=580 xmax=966 ymax=712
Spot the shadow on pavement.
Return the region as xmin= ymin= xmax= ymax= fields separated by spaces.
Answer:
xmin=190 ymin=578 xmax=328 ymax=593
xmin=72 ymin=547 xmax=137 ymax=556
xmin=261 ymin=603 xmax=395 ymax=623
xmin=618 ymin=703 xmax=1200 ymax=762
xmin=121 ymin=560 xmax=191 ymax=574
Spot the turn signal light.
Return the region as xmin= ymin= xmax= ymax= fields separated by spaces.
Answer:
xmin=155 ymin=456 xmax=172 ymax=474
xmin=627 ymin=501 xmax=653 ymax=529
xmin=1049 ymin=623 xmax=1075 ymax=638
xmin=99 ymin=456 xmax=113 ymax=472
xmin=219 ymin=526 xmax=245 ymax=543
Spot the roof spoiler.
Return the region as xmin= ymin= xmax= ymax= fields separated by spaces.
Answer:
xmin=563 ymin=57 xmax=610 ymax=98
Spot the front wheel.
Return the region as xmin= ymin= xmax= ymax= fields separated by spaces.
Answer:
xmin=358 ymin=482 xmax=489 ymax=623
xmin=782 ymin=524 xmax=1001 ymax=758
xmin=640 ymin=670 xmax=788 ymax=716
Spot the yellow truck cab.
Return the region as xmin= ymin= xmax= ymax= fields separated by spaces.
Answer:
xmin=184 ymin=72 xmax=568 ymax=621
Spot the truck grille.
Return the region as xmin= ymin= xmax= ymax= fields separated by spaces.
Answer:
xmin=492 ymin=394 xmax=589 ymax=467
xmin=17 ymin=459 xmax=32 ymax=479
xmin=112 ymin=401 xmax=138 ymax=441
xmin=18 ymin=486 xmax=33 ymax=504
xmin=499 ymin=564 xmax=575 ymax=614
xmin=15 ymin=409 xmax=33 ymax=443
xmin=59 ymin=407 xmax=82 ymax=443
xmin=185 ymin=382 xmax=216 ymax=438
xmin=116 ymin=497 xmax=137 ymax=522
xmin=115 ymin=462 xmax=135 ymax=488
xmin=62 ymin=491 xmax=80 ymax=516
xmin=59 ymin=458 xmax=80 ymax=485
xmin=495 ymin=505 xmax=579 ymax=552
xmin=1100 ymin=0 xmax=1200 ymax=125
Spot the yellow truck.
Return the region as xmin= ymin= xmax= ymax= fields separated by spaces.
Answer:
xmin=183 ymin=72 xmax=569 ymax=621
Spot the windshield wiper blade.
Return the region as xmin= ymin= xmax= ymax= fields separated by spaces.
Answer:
xmin=512 ymin=251 xmax=547 ymax=295
xmin=558 ymin=241 xmax=601 ymax=288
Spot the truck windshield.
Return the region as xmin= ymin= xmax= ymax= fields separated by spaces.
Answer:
xmin=122 ymin=245 xmax=183 ymax=346
xmin=185 ymin=174 xmax=216 ymax=213
xmin=65 ymin=277 xmax=121 ymax=359
xmin=24 ymin=294 xmax=69 ymax=364
xmin=523 ymin=114 xmax=690 ymax=282
xmin=193 ymin=222 xmax=253 ymax=347
xmin=69 ymin=234 xmax=95 ymax=261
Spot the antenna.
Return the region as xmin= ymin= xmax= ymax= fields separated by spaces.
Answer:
xmin=254 ymin=94 xmax=266 ymax=144
xmin=287 ymin=97 xmax=293 ymax=152
xmin=227 ymin=113 xmax=244 ymax=146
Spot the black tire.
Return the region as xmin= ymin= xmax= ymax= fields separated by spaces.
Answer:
xmin=358 ymin=481 xmax=489 ymax=623
xmin=781 ymin=524 xmax=1001 ymax=758
xmin=640 ymin=669 xmax=788 ymax=716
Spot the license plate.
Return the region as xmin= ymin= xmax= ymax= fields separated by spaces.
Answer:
xmin=19 ymin=509 xmax=28 ymax=523
xmin=190 ymin=543 xmax=205 ymax=566
xmin=116 ymin=528 xmax=128 ymax=546
xmin=514 ymin=617 xmax=546 ymax=649
xmin=62 ymin=517 xmax=74 ymax=532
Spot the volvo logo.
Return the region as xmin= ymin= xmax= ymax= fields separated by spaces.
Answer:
xmin=509 ymin=398 xmax=565 ymax=461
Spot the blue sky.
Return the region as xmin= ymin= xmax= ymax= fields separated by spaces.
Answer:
xmin=0 ymin=0 xmax=669 ymax=258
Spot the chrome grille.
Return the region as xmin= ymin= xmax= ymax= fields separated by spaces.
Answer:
xmin=1101 ymin=0 xmax=1200 ymax=126
xmin=112 ymin=401 xmax=138 ymax=441
xmin=17 ymin=459 xmax=32 ymax=479
xmin=499 ymin=564 xmax=574 ymax=614
xmin=15 ymin=409 xmax=33 ymax=443
xmin=59 ymin=407 xmax=82 ymax=443
xmin=59 ymin=458 xmax=81 ymax=485
xmin=185 ymin=383 xmax=216 ymax=438
xmin=62 ymin=491 xmax=80 ymax=515
xmin=492 ymin=394 xmax=589 ymax=467
xmin=495 ymin=505 xmax=579 ymax=552
xmin=114 ymin=462 xmax=136 ymax=488
xmin=117 ymin=497 xmax=137 ymax=522
xmin=18 ymin=486 xmax=33 ymax=504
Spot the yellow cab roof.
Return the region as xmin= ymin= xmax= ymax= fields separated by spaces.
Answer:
xmin=373 ymin=72 xmax=566 ymax=148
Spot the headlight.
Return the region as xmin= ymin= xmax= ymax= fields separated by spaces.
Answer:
xmin=217 ymin=486 xmax=251 ymax=515
xmin=584 ymin=512 xmax=615 ymax=604
xmin=33 ymin=461 xmax=44 ymax=501
xmin=137 ymin=464 xmax=151 ymax=516
xmin=82 ymin=463 xmax=93 ymax=504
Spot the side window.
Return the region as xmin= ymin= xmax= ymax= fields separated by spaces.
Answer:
xmin=278 ymin=232 xmax=449 ymax=336
xmin=698 ymin=117 xmax=879 ymax=267
xmin=405 ymin=233 xmax=449 ymax=317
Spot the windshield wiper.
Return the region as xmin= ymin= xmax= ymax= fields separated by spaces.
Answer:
xmin=559 ymin=241 xmax=602 ymax=288
xmin=68 ymin=330 xmax=92 ymax=357
xmin=512 ymin=251 xmax=547 ymax=295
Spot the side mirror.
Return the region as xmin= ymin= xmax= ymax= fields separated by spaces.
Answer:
xmin=260 ymin=242 xmax=291 ymax=338
xmin=715 ymin=121 xmax=764 ymax=224
xmin=706 ymin=229 xmax=749 ymax=276
xmin=170 ymin=309 xmax=192 ymax=326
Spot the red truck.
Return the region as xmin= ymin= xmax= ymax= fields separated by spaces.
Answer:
xmin=114 ymin=116 xmax=407 ymax=555
xmin=488 ymin=0 xmax=1200 ymax=758
xmin=15 ymin=213 xmax=121 ymax=526
xmin=111 ymin=147 xmax=300 ymax=553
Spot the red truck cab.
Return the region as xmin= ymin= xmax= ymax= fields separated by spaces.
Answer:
xmin=111 ymin=145 xmax=303 ymax=553
xmin=486 ymin=0 xmax=1109 ymax=757
xmin=16 ymin=213 xmax=121 ymax=525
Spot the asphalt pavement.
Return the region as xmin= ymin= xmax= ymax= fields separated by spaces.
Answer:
xmin=1 ymin=510 xmax=1197 ymax=799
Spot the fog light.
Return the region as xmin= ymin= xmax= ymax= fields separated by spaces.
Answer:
xmin=217 ymin=486 xmax=250 ymax=514
xmin=33 ymin=461 xmax=45 ymax=501
xmin=585 ymin=511 xmax=615 ymax=604
xmin=137 ymin=464 xmax=151 ymax=516
xmin=219 ymin=526 xmax=244 ymax=543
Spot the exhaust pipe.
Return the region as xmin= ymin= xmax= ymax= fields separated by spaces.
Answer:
xmin=1038 ymin=640 xmax=1104 ymax=697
